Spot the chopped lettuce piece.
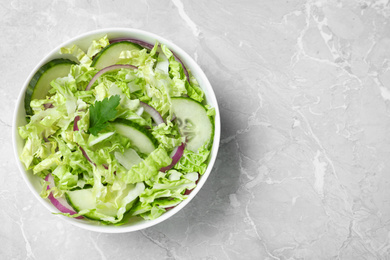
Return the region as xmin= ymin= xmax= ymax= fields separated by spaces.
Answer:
xmin=121 ymin=146 xmax=172 ymax=184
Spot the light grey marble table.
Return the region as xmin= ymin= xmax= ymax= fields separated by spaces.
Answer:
xmin=2 ymin=0 xmax=390 ymax=259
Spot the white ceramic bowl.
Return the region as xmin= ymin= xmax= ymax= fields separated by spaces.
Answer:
xmin=12 ymin=28 xmax=220 ymax=233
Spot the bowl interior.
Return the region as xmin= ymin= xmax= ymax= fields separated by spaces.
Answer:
xmin=12 ymin=28 xmax=220 ymax=233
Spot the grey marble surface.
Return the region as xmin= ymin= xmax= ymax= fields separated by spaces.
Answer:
xmin=2 ymin=0 xmax=390 ymax=259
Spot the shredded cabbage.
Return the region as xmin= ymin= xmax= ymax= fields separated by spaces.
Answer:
xmin=19 ymin=35 xmax=214 ymax=225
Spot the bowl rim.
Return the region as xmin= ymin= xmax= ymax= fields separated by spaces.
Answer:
xmin=12 ymin=27 xmax=221 ymax=233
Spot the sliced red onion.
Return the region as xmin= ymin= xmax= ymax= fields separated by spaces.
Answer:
xmin=45 ymin=174 xmax=83 ymax=219
xmin=73 ymin=116 xmax=95 ymax=165
xmin=139 ymin=102 xmax=164 ymax=125
xmin=183 ymin=189 xmax=193 ymax=195
xmin=160 ymin=143 xmax=185 ymax=172
xmin=172 ymin=54 xmax=190 ymax=83
xmin=74 ymin=116 xmax=106 ymax=168
xmin=184 ymin=173 xmax=200 ymax=195
xmin=86 ymin=64 xmax=137 ymax=91
xmin=78 ymin=146 xmax=96 ymax=166
xmin=110 ymin=38 xmax=190 ymax=83
xmin=44 ymin=103 xmax=54 ymax=109
xmin=79 ymin=144 xmax=110 ymax=170
xmin=73 ymin=116 xmax=80 ymax=131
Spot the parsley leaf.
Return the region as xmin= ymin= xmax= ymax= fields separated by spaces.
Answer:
xmin=89 ymin=95 xmax=121 ymax=136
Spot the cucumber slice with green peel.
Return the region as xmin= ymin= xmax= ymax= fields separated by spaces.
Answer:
xmin=91 ymin=41 xmax=143 ymax=70
xmin=65 ymin=189 xmax=101 ymax=220
xmin=112 ymin=119 xmax=158 ymax=155
xmin=171 ymin=97 xmax=214 ymax=152
xmin=65 ymin=183 xmax=143 ymax=221
xmin=24 ymin=59 xmax=76 ymax=115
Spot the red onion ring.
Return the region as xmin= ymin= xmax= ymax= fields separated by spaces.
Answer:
xmin=85 ymin=64 xmax=137 ymax=91
xmin=139 ymin=102 xmax=164 ymax=125
xmin=110 ymin=38 xmax=190 ymax=83
xmin=160 ymin=143 xmax=185 ymax=172
xmin=45 ymin=174 xmax=83 ymax=219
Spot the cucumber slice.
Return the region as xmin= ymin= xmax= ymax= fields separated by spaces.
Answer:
xmin=112 ymin=119 xmax=158 ymax=155
xmin=65 ymin=189 xmax=101 ymax=220
xmin=65 ymin=183 xmax=143 ymax=221
xmin=171 ymin=97 xmax=214 ymax=152
xmin=24 ymin=59 xmax=76 ymax=115
xmin=91 ymin=41 xmax=143 ymax=70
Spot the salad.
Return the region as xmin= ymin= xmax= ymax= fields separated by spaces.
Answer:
xmin=18 ymin=35 xmax=215 ymax=225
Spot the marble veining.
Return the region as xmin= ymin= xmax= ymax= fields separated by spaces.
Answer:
xmin=2 ymin=0 xmax=390 ymax=259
